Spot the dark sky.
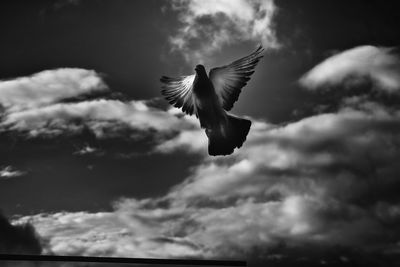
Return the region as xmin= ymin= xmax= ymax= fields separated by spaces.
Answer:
xmin=0 ymin=0 xmax=171 ymax=98
xmin=1 ymin=0 xmax=400 ymax=265
xmin=1 ymin=0 xmax=399 ymax=120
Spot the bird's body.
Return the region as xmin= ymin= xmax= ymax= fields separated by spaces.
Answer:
xmin=193 ymin=65 xmax=226 ymax=130
xmin=161 ymin=46 xmax=264 ymax=156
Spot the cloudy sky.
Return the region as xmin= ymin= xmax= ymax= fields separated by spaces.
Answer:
xmin=1 ymin=0 xmax=400 ymax=266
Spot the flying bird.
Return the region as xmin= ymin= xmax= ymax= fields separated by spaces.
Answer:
xmin=160 ymin=46 xmax=264 ymax=156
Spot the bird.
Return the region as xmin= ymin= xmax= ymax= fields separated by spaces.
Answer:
xmin=160 ymin=46 xmax=264 ymax=156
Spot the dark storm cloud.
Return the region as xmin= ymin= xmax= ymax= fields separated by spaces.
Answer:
xmin=0 ymin=212 xmax=42 ymax=254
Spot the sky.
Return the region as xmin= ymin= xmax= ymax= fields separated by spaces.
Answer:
xmin=1 ymin=0 xmax=400 ymax=266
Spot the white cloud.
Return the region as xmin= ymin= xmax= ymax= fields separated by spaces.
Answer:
xmin=7 ymin=55 xmax=400 ymax=259
xmin=0 ymin=69 xmax=205 ymax=159
xmin=168 ymin=0 xmax=279 ymax=64
xmin=73 ymin=144 xmax=101 ymax=156
xmin=1 ymin=99 xmax=198 ymax=138
xmin=14 ymin=103 xmax=400 ymax=258
xmin=15 ymin=209 xmax=201 ymax=258
xmin=167 ymin=108 xmax=400 ymax=203
xmin=0 ymin=68 xmax=107 ymax=112
xmin=300 ymin=45 xmax=400 ymax=92
xmin=154 ymin=129 xmax=207 ymax=154
xmin=0 ymin=166 xmax=26 ymax=180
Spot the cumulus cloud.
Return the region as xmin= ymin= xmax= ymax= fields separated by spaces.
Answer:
xmin=0 ymin=68 xmax=198 ymax=141
xmin=15 ymin=210 xmax=200 ymax=258
xmin=154 ymin=128 xmax=207 ymax=154
xmin=0 ymin=69 xmax=203 ymax=159
xmin=300 ymin=45 xmax=400 ymax=92
xmin=5 ymin=48 xmax=400 ymax=264
xmin=8 ymin=60 xmax=400 ymax=260
xmin=0 ymin=68 xmax=107 ymax=112
xmin=13 ymin=102 xmax=400 ymax=261
xmin=0 ymin=166 xmax=26 ymax=180
xmin=1 ymin=98 xmax=199 ymax=139
xmin=168 ymin=0 xmax=279 ymax=64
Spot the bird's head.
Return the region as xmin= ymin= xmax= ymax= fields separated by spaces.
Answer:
xmin=195 ymin=64 xmax=206 ymax=74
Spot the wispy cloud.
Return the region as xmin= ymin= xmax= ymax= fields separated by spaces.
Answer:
xmin=0 ymin=166 xmax=26 ymax=180
xmin=73 ymin=144 xmax=102 ymax=156
xmin=168 ymin=0 xmax=279 ymax=64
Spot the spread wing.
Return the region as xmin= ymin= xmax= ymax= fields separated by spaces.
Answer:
xmin=209 ymin=45 xmax=264 ymax=111
xmin=160 ymin=74 xmax=196 ymax=116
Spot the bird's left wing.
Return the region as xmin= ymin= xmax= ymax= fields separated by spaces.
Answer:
xmin=160 ymin=74 xmax=196 ymax=116
xmin=209 ymin=45 xmax=264 ymax=111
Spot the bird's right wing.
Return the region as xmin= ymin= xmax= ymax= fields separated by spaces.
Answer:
xmin=160 ymin=74 xmax=196 ymax=116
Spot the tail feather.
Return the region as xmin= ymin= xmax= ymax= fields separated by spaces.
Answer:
xmin=207 ymin=115 xmax=251 ymax=156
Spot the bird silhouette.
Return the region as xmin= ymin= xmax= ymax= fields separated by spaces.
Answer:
xmin=160 ymin=46 xmax=264 ymax=156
